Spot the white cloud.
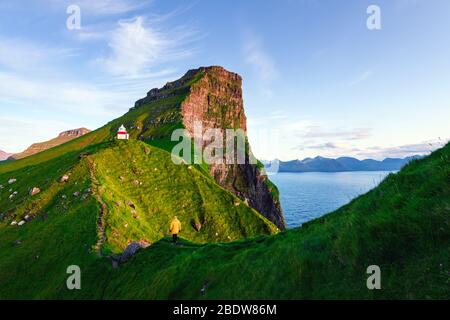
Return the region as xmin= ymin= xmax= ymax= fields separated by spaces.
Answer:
xmin=0 ymin=37 xmax=77 ymax=72
xmin=0 ymin=71 xmax=131 ymax=117
xmin=243 ymin=33 xmax=279 ymax=81
xmin=300 ymin=126 xmax=372 ymax=141
xmin=0 ymin=115 xmax=74 ymax=153
xmin=48 ymin=0 xmax=146 ymax=16
xmin=355 ymin=139 xmax=448 ymax=159
xmin=98 ymin=16 xmax=196 ymax=77
xmin=347 ymin=70 xmax=373 ymax=87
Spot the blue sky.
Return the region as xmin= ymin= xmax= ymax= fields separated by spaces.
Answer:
xmin=0 ymin=0 xmax=449 ymax=160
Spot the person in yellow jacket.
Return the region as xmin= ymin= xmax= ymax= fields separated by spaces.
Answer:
xmin=170 ymin=216 xmax=182 ymax=244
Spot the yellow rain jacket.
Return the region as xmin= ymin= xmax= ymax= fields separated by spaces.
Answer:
xmin=170 ymin=218 xmax=182 ymax=235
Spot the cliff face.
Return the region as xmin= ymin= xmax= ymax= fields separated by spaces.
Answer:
xmin=181 ymin=67 xmax=285 ymax=229
xmin=10 ymin=128 xmax=91 ymax=160
xmin=135 ymin=66 xmax=285 ymax=229
xmin=0 ymin=150 xmax=11 ymax=161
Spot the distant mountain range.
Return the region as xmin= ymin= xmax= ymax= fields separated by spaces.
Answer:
xmin=6 ymin=128 xmax=91 ymax=160
xmin=264 ymin=155 xmax=422 ymax=172
xmin=0 ymin=150 xmax=12 ymax=161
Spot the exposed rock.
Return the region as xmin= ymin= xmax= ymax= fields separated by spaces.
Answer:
xmin=180 ymin=67 xmax=285 ymax=229
xmin=10 ymin=128 xmax=91 ymax=160
xmin=12 ymin=240 xmax=22 ymax=247
xmin=29 ymin=187 xmax=41 ymax=196
xmin=60 ymin=175 xmax=69 ymax=183
xmin=200 ymin=281 xmax=210 ymax=296
xmin=117 ymin=241 xmax=150 ymax=264
xmin=0 ymin=150 xmax=12 ymax=161
xmin=193 ymin=221 xmax=202 ymax=232
xmin=126 ymin=200 xmax=136 ymax=209
xmin=133 ymin=66 xmax=286 ymax=229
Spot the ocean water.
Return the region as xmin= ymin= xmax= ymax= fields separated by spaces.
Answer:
xmin=269 ymin=171 xmax=394 ymax=228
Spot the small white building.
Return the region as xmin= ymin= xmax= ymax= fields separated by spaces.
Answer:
xmin=117 ymin=124 xmax=129 ymax=140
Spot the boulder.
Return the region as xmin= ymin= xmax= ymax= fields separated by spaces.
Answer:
xmin=193 ymin=222 xmax=202 ymax=232
xmin=8 ymin=178 xmax=17 ymax=184
xmin=18 ymin=220 xmax=26 ymax=226
xmin=13 ymin=240 xmax=22 ymax=247
xmin=73 ymin=191 xmax=80 ymax=197
xmin=126 ymin=200 xmax=135 ymax=209
xmin=119 ymin=242 xmax=148 ymax=264
xmin=144 ymin=146 xmax=151 ymax=155
xmin=29 ymin=187 xmax=41 ymax=196
xmin=10 ymin=220 xmax=17 ymax=226
xmin=60 ymin=175 xmax=69 ymax=183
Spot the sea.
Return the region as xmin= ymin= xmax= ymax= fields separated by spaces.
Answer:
xmin=269 ymin=171 xmax=394 ymax=228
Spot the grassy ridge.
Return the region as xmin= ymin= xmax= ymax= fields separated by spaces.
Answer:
xmin=0 ymin=138 xmax=277 ymax=299
xmin=70 ymin=142 xmax=450 ymax=299
xmin=0 ymin=142 xmax=448 ymax=299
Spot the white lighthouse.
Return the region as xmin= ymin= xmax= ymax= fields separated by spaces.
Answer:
xmin=117 ymin=124 xmax=129 ymax=140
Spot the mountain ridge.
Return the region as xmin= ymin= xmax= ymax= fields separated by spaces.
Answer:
xmin=0 ymin=150 xmax=11 ymax=161
xmin=0 ymin=66 xmax=282 ymax=248
xmin=0 ymin=65 xmax=448 ymax=299
xmin=266 ymin=155 xmax=422 ymax=172
xmin=9 ymin=128 xmax=91 ymax=160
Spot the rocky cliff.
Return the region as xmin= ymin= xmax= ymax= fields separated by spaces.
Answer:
xmin=135 ymin=66 xmax=285 ymax=229
xmin=0 ymin=150 xmax=11 ymax=161
xmin=10 ymin=128 xmax=91 ymax=160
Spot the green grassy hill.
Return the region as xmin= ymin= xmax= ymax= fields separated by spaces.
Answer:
xmin=1 ymin=139 xmax=448 ymax=299
xmin=0 ymin=65 xmax=448 ymax=299
xmin=0 ymin=138 xmax=276 ymax=298
xmin=80 ymin=141 xmax=449 ymax=299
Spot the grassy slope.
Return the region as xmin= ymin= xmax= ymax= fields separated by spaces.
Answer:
xmin=71 ymin=142 xmax=449 ymax=299
xmin=0 ymin=138 xmax=276 ymax=299
xmin=0 ymin=142 xmax=448 ymax=299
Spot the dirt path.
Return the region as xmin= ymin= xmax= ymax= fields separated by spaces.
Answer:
xmin=86 ymin=157 xmax=107 ymax=256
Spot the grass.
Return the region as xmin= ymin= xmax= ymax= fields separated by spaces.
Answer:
xmin=0 ymin=67 xmax=447 ymax=299
xmin=1 ymin=142 xmax=448 ymax=299
xmin=79 ymin=141 xmax=448 ymax=300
